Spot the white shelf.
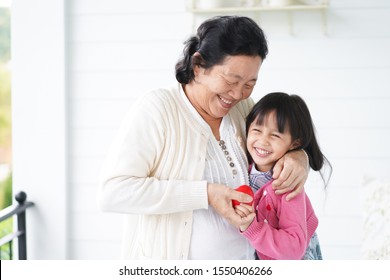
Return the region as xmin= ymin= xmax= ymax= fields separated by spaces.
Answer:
xmin=188 ymin=1 xmax=329 ymax=35
xmin=189 ymin=4 xmax=328 ymax=14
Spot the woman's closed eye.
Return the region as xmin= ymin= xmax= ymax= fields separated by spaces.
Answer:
xmin=245 ymin=83 xmax=255 ymax=90
xmin=226 ymin=80 xmax=238 ymax=86
xmin=221 ymin=75 xmax=238 ymax=86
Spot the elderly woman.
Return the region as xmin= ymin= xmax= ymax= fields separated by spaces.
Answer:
xmin=98 ymin=16 xmax=308 ymax=260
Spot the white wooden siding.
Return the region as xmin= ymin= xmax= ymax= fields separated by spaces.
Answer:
xmin=65 ymin=0 xmax=390 ymax=259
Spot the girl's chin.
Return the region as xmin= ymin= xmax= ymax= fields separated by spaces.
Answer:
xmin=253 ymin=159 xmax=272 ymax=170
xmin=254 ymin=153 xmax=271 ymax=160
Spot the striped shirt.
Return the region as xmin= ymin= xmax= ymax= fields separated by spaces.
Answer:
xmin=249 ymin=164 xmax=273 ymax=192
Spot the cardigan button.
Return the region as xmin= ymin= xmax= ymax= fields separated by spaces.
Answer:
xmin=263 ymin=190 xmax=267 ymax=196
xmin=264 ymin=219 xmax=268 ymax=224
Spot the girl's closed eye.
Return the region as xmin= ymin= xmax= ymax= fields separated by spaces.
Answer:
xmin=252 ymin=128 xmax=262 ymax=134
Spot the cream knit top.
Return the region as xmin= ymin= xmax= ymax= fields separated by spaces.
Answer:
xmin=98 ymin=83 xmax=254 ymax=259
xmin=179 ymin=86 xmax=254 ymax=259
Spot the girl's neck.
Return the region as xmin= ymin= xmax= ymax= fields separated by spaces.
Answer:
xmin=254 ymin=163 xmax=274 ymax=173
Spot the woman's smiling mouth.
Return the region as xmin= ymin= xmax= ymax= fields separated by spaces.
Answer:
xmin=218 ymin=95 xmax=234 ymax=108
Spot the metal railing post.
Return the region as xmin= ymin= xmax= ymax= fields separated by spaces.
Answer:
xmin=0 ymin=190 xmax=34 ymax=260
xmin=15 ymin=192 xmax=28 ymax=260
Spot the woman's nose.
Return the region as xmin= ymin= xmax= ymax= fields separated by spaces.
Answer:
xmin=228 ymin=86 xmax=243 ymax=100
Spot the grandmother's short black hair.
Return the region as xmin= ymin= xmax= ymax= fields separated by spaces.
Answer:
xmin=175 ymin=16 xmax=268 ymax=84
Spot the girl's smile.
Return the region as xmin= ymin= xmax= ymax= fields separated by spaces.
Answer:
xmin=247 ymin=110 xmax=298 ymax=172
xmin=254 ymin=147 xmax=272 ymax=157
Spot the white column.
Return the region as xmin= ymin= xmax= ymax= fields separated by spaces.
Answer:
xmin=11 ymin=0 xmax=68 ymax=259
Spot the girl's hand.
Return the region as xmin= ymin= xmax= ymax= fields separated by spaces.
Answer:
xmin=207 ymin=183 xmax=253 ymax=228
xmin=234 ymin=204 xmax=255 ymax=232
xmin=272 ymin=149 xmax=309 ymax=201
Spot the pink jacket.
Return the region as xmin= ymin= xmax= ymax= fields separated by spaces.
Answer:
xmin=242 ymin=180 xmax=318 ymax=260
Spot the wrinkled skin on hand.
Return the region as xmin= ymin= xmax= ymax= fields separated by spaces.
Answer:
xmin=207 ymin=183 xmax=254 ymax=228
xmin=272 ymin=149 xmax=309 ymax=201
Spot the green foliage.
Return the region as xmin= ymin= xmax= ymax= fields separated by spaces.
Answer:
xmin=0 ymin=7 xmax=12 ymax=166
xmin=0 ymin=64 xmax=12 ymax=148
xmin=0 ymin=218 xmax=13 ymax=260
xmin=0 ymin=173 xmax=12 ymax=260
xmin=0 ymin=7 xmax=11 ymax=148
xmin=0 ymin=172 xmax=12 ymax=209
xmin=0 ymin=173 xmax=13 ymax=260
xmin=0 ymin=8 xmax=11 ymax=63
xmin=0 ymin=8 xmax=13 ymax=260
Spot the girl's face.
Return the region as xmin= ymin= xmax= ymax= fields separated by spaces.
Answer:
xmin=191 ymin=55 xmax=262 ymax=121
xmin=247 ymin=110 xmax=298 ymax=172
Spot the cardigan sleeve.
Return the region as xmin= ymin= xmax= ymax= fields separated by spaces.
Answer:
xmin=242 ymin=183 xmax=311 ymax=259
xmin=97 ymin=88 xmax=208 ymax=215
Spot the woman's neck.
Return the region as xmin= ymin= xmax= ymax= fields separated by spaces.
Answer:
xmin=207 ymin=118 xmax=222 ymax=141
xmin=183 ymin=83 xmax=222 ymax=140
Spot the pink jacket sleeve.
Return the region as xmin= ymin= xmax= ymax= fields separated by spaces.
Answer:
xmin=242 ymin=182 xmax=316 ymax=260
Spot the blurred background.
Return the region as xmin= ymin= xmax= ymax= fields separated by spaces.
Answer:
xmin=1 ymin=0 xmax=389 ymax=259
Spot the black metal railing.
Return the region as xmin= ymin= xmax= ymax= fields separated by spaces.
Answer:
xmin=0 ymin=191 xmax=34 ymax=260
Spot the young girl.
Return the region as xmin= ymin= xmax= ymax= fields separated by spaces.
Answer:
xmin=236 ymin=92 xmax=332 ymax=260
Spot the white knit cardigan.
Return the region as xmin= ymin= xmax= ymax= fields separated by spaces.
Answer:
xmin=98 ymin=83 xmax=254 ymax=259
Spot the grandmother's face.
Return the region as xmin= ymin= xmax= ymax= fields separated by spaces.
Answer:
xmin=194 ymin=55 xmax=262 ymax=119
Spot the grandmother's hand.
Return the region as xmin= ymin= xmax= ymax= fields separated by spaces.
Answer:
xmin=272 ymin=149 xmax=309 ymax=201
xmin=207 ymin=183 xmax=253 ymax=228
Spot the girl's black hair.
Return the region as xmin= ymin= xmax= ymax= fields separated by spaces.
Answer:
xmin=246 ymin=92 xmax=332 ymax=187
xmin=175 ymin=16 xmax=268 ymax=84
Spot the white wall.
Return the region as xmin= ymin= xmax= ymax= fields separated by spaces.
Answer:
xmin=250 ymin=0 xmax=390 ymax=259
xmin=12 ymin=0 xmax=390 ymax=259
xmin=66 ymin=0 xmax=191 ymax=259
xmin=11 ymin=0 xmax=68 ymax=259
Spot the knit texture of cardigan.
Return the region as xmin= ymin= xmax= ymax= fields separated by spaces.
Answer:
xmin=98 ymin=83 xmax=254 ymax=259
xmin=242 ymin=180 xmax=318 ymax=260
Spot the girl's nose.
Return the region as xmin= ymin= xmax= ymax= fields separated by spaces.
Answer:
xmin=258 ymin=136 xmax=269 ymax=146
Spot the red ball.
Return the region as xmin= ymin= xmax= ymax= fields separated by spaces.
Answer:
xmin=232 ymin=185 xmax=254 ymax=206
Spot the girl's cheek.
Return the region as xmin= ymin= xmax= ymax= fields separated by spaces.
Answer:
xmin=246 ymin=135 xmax=253 ymax=146
xmin=247 ymin=133 xmax=257 ymax=143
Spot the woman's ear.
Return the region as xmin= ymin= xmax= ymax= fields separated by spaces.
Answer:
xmin=192 ymin=52 xmax=204 ymax=77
